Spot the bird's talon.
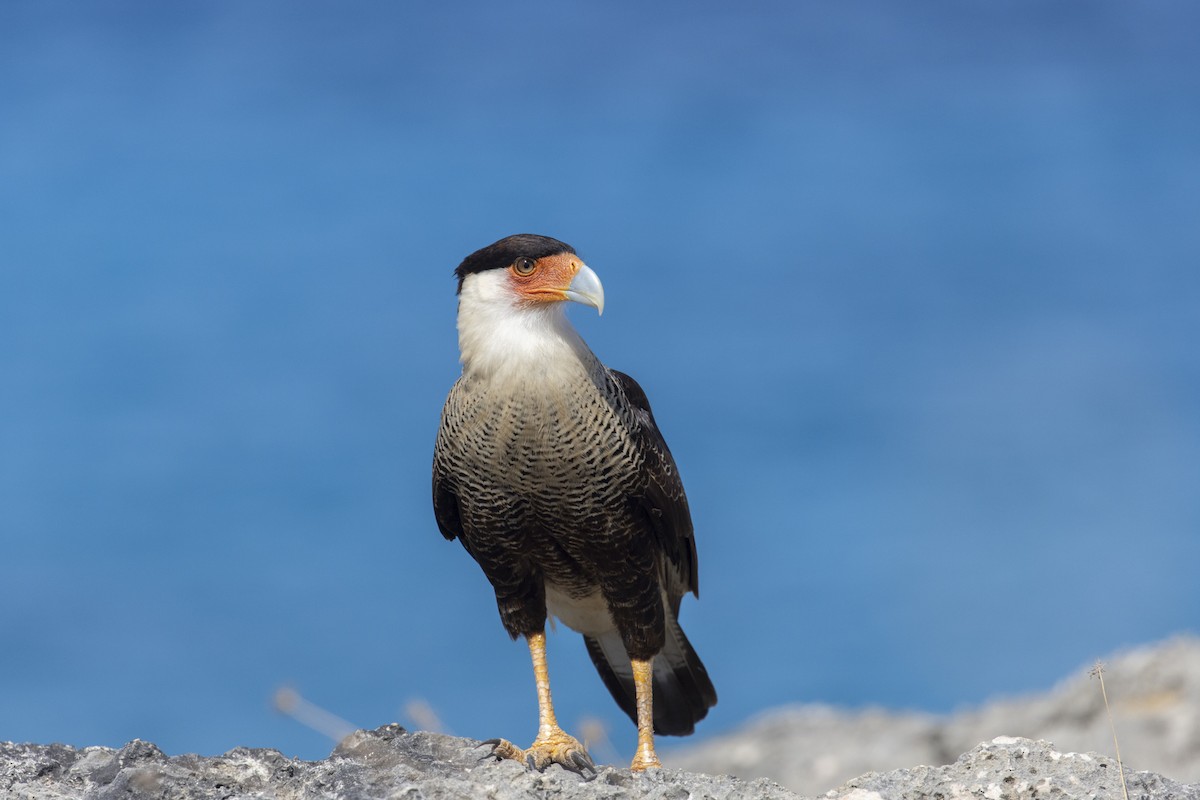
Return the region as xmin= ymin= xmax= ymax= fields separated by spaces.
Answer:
xmin=571 ymin=751 xmax=597 ymax=776
xmin=477 ymin=732 xmax=593 ymax=774
xmin=480 ymin=737 xmax=525 ymax=764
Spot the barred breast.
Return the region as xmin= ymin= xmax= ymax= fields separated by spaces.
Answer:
xmin=434 ymin=361 xmax=651 ymax=603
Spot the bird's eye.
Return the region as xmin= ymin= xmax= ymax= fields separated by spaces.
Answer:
xmin=512 ymin=257 xmax=536 ymax=276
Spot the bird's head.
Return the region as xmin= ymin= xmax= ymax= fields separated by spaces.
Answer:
xmin=453 ymin=234 xmax=606 ymax=376
xmin=454 ymin=234 xmax=605 ymax=316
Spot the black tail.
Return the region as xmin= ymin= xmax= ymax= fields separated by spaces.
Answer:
xmin=583 ymin=613 xmax=717 ymax=736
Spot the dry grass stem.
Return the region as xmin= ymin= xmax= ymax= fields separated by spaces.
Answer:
xmin=1089 ymin=661 xmax=1129 ymax=800
xmin=405 ymin=698 xmax=450 ymax=734
xmin=273 ymin=686 xmax=358 ymax=745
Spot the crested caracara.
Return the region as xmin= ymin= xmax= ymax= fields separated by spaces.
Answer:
xmin=432 ymin=234 xmax=716 ymax=773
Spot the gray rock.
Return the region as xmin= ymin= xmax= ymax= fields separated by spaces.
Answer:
xmin=667 ymin=636 xmax=1200 ymax=796
xmin=827 ymin=737 xmax=1200 ymax=800
xmin=665 ymin=705 xmax=946 ymax=795
xmin=945 ymin=637 xmax=1200 ymax=783
xmin=1 ymin=725 xmax=797 ymax=800
xmin=5 ymin=637 xmax=1199 ymax=799
xmin=4 ymin=726 xmax=1199 ymax=800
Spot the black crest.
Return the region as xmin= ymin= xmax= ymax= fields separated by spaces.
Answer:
xmin=455 ymin=234 xmax=576 ymax=294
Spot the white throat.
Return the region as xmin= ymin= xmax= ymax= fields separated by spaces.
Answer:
xmin=456 ymin=270 xmax=597 ymax=382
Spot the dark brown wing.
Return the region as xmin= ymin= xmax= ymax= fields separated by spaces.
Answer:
xmin=432 ymin=413 xmax=464 ymax=543
xmin=432 ymin=473 xmax=462 ymax=543
xmin=609 ymin=369 xmax=699 ymax=601
xmin=586 ymin=371 xmax=715 ymax=733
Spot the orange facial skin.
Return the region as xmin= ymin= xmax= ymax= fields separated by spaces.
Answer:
xmin=507 ymin=252 xmax=583 ymax=306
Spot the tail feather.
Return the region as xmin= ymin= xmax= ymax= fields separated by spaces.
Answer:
xmin=583 ymin=614 xmax=717 ymax=736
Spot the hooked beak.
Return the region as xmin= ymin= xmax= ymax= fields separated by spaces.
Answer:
xmin=564 ymin=263 xmax=605 ymax=316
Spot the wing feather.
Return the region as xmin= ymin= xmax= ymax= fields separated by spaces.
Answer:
xmin=432 ymin=470 xmax=462 ymax=542
xmin=609 ymin=369 xmax=699 ymax=601
xmin=432 ymin=401 xmax=464 ymax=543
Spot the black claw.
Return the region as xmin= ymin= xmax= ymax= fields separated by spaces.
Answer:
xmin=476 ymin=739 xmax=504 ymax=762
xmin=571 ymin=752 xmax=597 ymax=778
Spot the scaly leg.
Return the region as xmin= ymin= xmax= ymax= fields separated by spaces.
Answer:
xmin=629 ymin=656 xmax=662 ymax=770
xmin=485 ymin=631 xmax=595 ymax=775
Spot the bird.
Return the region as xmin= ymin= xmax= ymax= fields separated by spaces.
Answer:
xmin=432 ymin=234 xmax=716 ymax=773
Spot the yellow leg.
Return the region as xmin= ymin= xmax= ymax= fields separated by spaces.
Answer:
xmin=529 ymin=630 xmax=561 ymax=740
xmin=629 ymin=657 xmax=662 ymax=770
xmin=484 ymin=631 xmax=595 ymax=775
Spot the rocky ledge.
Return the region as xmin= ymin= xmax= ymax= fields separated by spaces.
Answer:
xmin=668 ymin=636 xmax=1200 ymax=795
xmin=4 ymin=726 xmax=1197 ymax=800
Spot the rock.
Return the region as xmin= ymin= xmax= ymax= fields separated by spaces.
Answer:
xmin=826 ymin=737 xmax=1199 ymax=800
xmin=5 ymin=637 xmax=1200 ymax=798
xmin=0 ymin=724 xmax=797 ymax=800
xmin=945 ymin=637 xmax=1200 ymax=782
xmin=3 ymin=726 xmax=1198 ymax=800
xmin=667 ymin=636 xmax=1200 ymax=795
xmin=665 ymin=705 xmax=946 ymax=796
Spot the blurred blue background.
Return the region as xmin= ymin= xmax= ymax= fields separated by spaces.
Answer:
xmin=2 ymin=1 xmax=1198 ymax=763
